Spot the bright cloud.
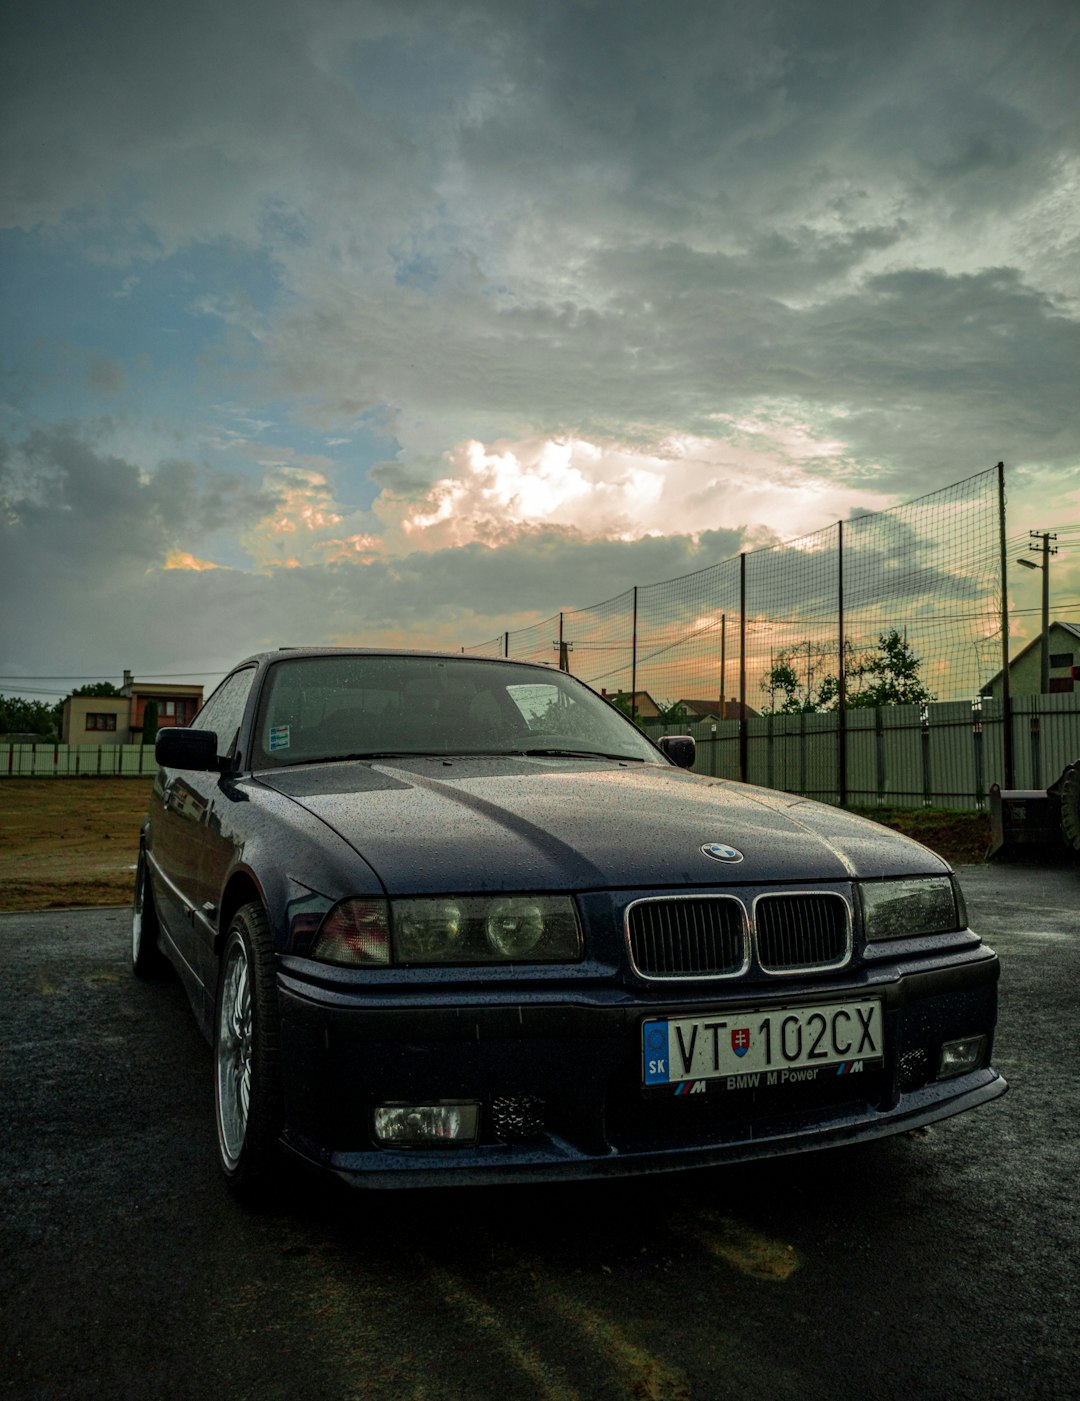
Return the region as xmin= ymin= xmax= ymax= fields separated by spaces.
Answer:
xmin=164 ymin=550 xmax=225 ymax=572
xmin=384 ymin=425 xmax=896 ymax=552
xmin=242 ymin=465 xmax=348 ymax=566
xmin=225 ymin=421 xmax=897 ymax=566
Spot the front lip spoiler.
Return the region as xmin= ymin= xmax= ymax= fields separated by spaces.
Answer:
xmin=279 ymin=1070 xmax=1007 ymax=1190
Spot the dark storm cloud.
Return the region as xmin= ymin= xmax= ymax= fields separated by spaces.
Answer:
xmin=0 ymin=426 xmax=280 ymax=585
xmin=1 ymin=0 xmax=1077 ymax=679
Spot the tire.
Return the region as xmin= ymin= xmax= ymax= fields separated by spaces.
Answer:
xmin=132 ymin=848 xmax=166 ymax=979
xmin=1059 ymin=763 xmax=1080 ymax=855
xmin=213 ymin=902 xmax=284 ymax=1198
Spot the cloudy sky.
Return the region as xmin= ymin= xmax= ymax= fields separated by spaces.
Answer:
xmin=2 ymin=0 xmax=1078 ymax=703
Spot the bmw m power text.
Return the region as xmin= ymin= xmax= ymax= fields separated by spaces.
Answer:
xmin=133 ymin=648 xmax=1005 ymax=1194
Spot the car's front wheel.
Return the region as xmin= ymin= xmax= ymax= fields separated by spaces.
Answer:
xmin=214 ymin=902 xmax=284 ymax=1198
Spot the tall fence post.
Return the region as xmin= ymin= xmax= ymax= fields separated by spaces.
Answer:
xmin=837 ymin=519 xmax=847 ymax=806
xmin=972 ymin=700 xmax=986 ymax=806
xmin=630 ymin=587 xmax=638 ymax=721
xmin=739 ymin=553 xmax=748 ymax=782
xmin=997 ymin=461 xmax=1014 ymax=788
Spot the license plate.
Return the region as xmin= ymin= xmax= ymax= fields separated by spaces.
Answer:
xmin=642 ymin=999 xmax=884 ymax=1092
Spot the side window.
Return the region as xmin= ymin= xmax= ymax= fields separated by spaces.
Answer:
xmin=194 ymin=668 xmax=257 ymax=760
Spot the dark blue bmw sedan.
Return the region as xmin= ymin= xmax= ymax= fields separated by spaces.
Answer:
xmin=134 ymin=648 xmax=1006 ymax=1195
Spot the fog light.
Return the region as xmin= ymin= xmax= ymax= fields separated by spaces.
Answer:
xmin=373 ymin=1102 xmax=480 ymax=1146
xmin=937 ymin=1035 xmax=986 ymax=1080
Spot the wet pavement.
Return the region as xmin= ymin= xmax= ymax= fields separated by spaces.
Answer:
xmin=1 ymin=862 xmax=1077 ymax=1401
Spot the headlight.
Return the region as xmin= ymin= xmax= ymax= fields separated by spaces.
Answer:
xmin=860 ymin=876 xmax=961 ymax=942
xmin=309 ymin=894 xmax=582 ymax=967
xmin=393 ymin=895 xmax=581 ymax=965
xmin=395 ymin=902 xmax=464 ymax=961
xmin=486 ymin=899 xmax=545 ymax=957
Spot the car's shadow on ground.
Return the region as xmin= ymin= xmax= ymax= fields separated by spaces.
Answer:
xmin=277 ymin=1128 xmax=933 ymax=1279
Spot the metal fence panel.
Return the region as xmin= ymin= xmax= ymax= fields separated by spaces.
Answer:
xmin=634 ymin=698 xmax=1079 ymax=809
xmin=877 ymin=705 xmax=927 ymax=806
xmin=1 ymin=744 xmax=157 ymax=777
xmin=804 ymin=713 xmax=841 ymax=803
xmin=926 ymin=702 xmax=982 ymax=809
xmin=843 ymin=709 xmax=882 ymax=807
xmin=742 ymin=712 xmax=840 ymax=800
xmin=1010 ymin=694 xmax=1080 ymax=790
xmin=977 ymin=699 xmax=1006 ymax=804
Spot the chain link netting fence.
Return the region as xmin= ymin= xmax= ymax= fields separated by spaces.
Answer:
xmin=466 ymin=467 xmax=1006 ymax=717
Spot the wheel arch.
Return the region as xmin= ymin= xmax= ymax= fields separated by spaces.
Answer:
xmin=217 ymin=871 xmax=267 ymax=956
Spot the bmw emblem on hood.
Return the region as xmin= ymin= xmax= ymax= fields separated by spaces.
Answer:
xmin=701 ymin=842 xmax=743 ymax=863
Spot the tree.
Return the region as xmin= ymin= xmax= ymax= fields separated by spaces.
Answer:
xmin=761 ymin=630 xmax=934 ymax=713
xmin=0 ymin=694 xmax=59 ymax=739
xmin=846 ymin=629 xmax=935 ymax=708
xmin=761 ymin=641 xmax=841 ymax=714
xmin=141 ymin=699 xmax=159 ymax=747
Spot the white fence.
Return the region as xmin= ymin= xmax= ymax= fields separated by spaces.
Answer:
xmin=3 ymin=695 xmax=1078 ymax=808
xmin=0 ymin=743 xmax=159 ymax=777
xmin=640 ymin=694 xmax=1080 ymax=809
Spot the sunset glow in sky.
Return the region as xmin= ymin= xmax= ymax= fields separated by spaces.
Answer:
xmin=2 ymin=0 xmax=1078 ymax=701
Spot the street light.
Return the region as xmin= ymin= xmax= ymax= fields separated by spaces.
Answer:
xmin=1015 ymin=532 xmax=1057 ymax=694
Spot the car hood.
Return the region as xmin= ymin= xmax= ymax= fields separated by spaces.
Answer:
xmin=256 ymin=757 xmax=947 ymax=896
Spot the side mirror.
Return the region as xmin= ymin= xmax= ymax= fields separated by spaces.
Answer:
xmin=658 ymin=735 xmax=695 ymax=769
xmin=156 ymin=727 xmax=220 ymax=772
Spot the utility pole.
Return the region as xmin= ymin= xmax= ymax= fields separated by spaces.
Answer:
xmin=1018 ymin=531 xmax=1058 ymax=693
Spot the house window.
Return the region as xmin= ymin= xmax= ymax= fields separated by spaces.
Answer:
xmin=1048 ymin=677 xmax=1074 ymax=694
xmin=163 ymin=700 xmax=176 ymax=717
xmin=1049 ymin=652 xmax=1073 ymax=669
xmin=87 ymin=713 xmax=117 ymax=731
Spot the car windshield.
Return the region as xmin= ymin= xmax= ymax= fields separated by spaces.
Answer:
xmin=252 ymin=654 xmax=665 ymax=768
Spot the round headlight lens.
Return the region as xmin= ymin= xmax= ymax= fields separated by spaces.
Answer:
xmin=394 ymin=902 xmax=463 ymax=960
xmin=486 ymin=899 xmax=545 ymax=957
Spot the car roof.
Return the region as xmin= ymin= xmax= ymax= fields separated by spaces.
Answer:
xmin=233 ymin=647 xmax=561 ymax=672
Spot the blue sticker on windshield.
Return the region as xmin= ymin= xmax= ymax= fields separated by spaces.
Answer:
xmin=643 ymin=1021 xmax=670 ymax=1085
xmin=269 ymin=725 xmax=291 ymax=751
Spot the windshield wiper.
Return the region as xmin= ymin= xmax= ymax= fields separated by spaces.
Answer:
xmin=519 ymin=747 xmax=648 ymax=762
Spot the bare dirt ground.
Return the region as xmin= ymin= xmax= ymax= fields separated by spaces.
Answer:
xmin=849 ymin=805 xmax=992 ymax=866
xmin=0 ymin=778 xmax=152 ymax=910
xmin=0 ymin=777 xmax=992 ymax=912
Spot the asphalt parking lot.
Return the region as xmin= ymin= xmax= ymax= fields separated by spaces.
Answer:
xmin=1 ymin=862 xmax=1077 ymax=1401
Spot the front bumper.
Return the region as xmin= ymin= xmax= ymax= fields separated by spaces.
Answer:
xmin=276 ymin=948 xmax=1006 ymax=1188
